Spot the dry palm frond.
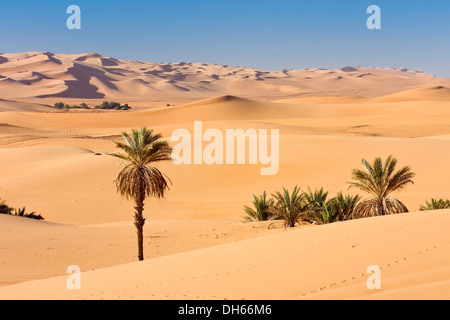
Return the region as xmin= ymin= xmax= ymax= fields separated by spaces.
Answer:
xmin=351 ymin=197 xmax=408 ymax=219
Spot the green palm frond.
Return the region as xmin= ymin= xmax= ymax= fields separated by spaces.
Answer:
xmin=330 ymin=192 xmax=362 ymax=221
xmin=420 ymin=198 xmax=450 ymax=211
xmin=243 ymin=191 xmax=275 ymax=222
xmin=109 ymin=127 xmax=173 ymax=200
xmin=303 ymin=187 xmax=328 ymax=209
xmin=271 ymin=186 xmax=310 ymax=228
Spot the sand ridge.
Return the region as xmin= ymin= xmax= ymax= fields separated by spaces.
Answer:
xmin=1 ymin=52 xmax=450 ymax=105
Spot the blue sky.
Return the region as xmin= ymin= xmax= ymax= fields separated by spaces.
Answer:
xmin=1 ymin=0 xmax=449 ymax=77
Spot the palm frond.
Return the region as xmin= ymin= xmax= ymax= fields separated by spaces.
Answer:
xmin=243 ymin=191 xmax=275 ymax=222
xmin=271 ymin=186 xmax=310 ymax=228
xmin=348 ymin=155 xmax=415 ymax=218
xmin=420 ymin=198 xmax=450 ymax=211
xmin=351 ymin=197 xmax=408 ymax=219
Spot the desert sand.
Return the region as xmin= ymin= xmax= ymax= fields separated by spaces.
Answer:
xmin=0 ymin=52 xmax=449 ymax=300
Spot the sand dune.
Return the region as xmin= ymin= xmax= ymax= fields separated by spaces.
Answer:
xmin=0 ymin=210 xmax=448 ymax=300
xmin=1 ymin=52 xmax=450 ymax=105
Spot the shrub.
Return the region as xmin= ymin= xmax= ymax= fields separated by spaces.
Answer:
xmin=271 ymin=186 xmax=310 ymax=228
xmin=243 ymin=191 xmax=275 ymax=222
xmin=420 ymin=199 xmax=450 ymax=211
xmin=54 ymin=102 xmax=65 ymax=109
xmin=0 ymin=198 xmax=13 ymax=214
xmin=14 ymin=207 xmax=44 ymax=220
xmin=330 ymin=192 xmax=361 ymax=221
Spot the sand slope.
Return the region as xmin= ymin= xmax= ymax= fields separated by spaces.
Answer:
xmin=0 ymin=210 xmax=448 ymax=300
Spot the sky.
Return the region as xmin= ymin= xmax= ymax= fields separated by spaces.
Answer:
xmin=0 ymin=0 xmax=449 ymax=77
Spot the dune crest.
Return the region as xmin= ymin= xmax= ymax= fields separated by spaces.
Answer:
xmin=0 ymin=52 xmax=449 ymax=103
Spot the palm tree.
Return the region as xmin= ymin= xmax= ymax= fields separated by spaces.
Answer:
xmin=110 ymin=128 xmax=172 ymax=261
xmin=271 ymin=186 xmax=310 ymax=228
xmin=303 ymin=187 xmax=329 ymax=210
xmin=331 ymin=192 xmax=361 ymax=221
xmin=348 ymin=155 xmax=415 ymax=219
xmin=243 ymin=192 xmax=275 ymax=222
xmin=303 ymin=187 xmax=334 ymax=224
xmin=420 ymin=198 xmax=450 ymax=211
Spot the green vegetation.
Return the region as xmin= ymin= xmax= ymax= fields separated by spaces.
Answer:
xmin=271 ymin=186 xmax=310 ymax=228
xmin=94 ymin=101 xmax=132 ymax=110
xmin=54 ymin=101 xmax=132 ymax=110
xmin=0 ymin=198 xmax=44 ymax=220
xmin=348 ymin=155 xmax=415 ymax=219
xmin=243 ymin=192 xmax=275 ymax=222
xmin=420 ymin=199 xmax=450 ymax=211
xmin=109 ymin=128 xmax=172 ymax=261
xmin=241 ymin=155 xmax=449 ymax=228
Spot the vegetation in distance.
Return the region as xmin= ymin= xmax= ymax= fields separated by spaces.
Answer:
xmin=0 ymin=198 xmax=44 ymax=220
xmin=243 ymin=155 xmax=449 ymax=228
xmin=54 ymin=101 xmax=132 ymax=110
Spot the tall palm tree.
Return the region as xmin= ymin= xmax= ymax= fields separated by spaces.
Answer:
xmin=348 ymin=155 xmax=415 ymax=219
xmin=110 ymin=128 xmax=172 ymax=261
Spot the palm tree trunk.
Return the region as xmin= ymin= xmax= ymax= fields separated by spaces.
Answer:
xmin=134 ymin=191 xmax=146 ymax=261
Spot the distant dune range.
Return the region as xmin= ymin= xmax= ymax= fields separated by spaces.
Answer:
xmin=0 ymin=52 xmax=449 ymax=300
xmin=1 ymin=52 xmax=450 ymax=108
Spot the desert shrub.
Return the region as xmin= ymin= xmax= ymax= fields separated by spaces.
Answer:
xmin=0 ymin=198 xmax=44 ymax=220
xmin=54 ymin=102 xmax=65 ymax=109
xmin=0 ymin=198 xmax=13 ymax=214
xmin=331 ymin=192 xmax=362 ymax=221
xmin=420 ymin=199 xmax=450 ymax=211
xmin=14 ymin=207 xmax=44 ymax=220
xmin=56 ymin=101 xmax=131 ymax=110
xmin=243 ymin=191 xmax=275 ymax=222
xmin=271 ymin=186 xmax=310 ymax=228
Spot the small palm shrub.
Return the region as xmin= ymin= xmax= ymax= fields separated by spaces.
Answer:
xmin=303 ymin=187 xmax=328 ymax=210
xmin=243 ymin=192 xmax=275 ymax=222
xmin=271 ymin=186 xmax=310 ymax=228
xmin=348 ymin=155 xmax=415 ymax=219
xmin=331 ymin=192 xmax=362 ymax=221
xmin=14 ymin=207 xmax=44 ymax=220
xmin=303 ymin=190 xmax=362 ymax=224
xmin=303 ymin=187 xmax=334 ymax=224
xmin=0 ymin=198 xmax=13 ymax=214
xmin=0 ymin=199 xmax=44 ymax=220
xmin=307 ymin=200 xmax=340 ymax=225
xmin=420 ymin=199 xmax=450 ymax=211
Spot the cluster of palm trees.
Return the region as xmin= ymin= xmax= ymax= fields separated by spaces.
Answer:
xmin=244 ymin=155 xmax=417 ymax=227
xmin=108 ymin=128 xmax=450 ymax=261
